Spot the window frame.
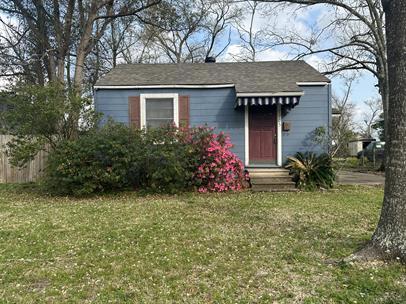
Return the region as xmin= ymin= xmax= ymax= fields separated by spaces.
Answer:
xmin=140 ymin=93 xmax=179 ymax=129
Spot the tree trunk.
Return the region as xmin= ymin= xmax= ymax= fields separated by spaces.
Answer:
xmin=378 ymin=76 xmax=389 ymax=140
xmin=370 ymin=0 xmax=406 ymax=261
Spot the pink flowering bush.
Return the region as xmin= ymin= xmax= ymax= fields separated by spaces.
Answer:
xmin=182 ymin=126 xmax=248 ymax=193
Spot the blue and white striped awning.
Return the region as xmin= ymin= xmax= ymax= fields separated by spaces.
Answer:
xmin=235 ymin=96 xmax=300 ymax=107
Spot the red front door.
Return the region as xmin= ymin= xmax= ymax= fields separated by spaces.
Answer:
xmin=249 ymin=106 xmax=277 ymax=164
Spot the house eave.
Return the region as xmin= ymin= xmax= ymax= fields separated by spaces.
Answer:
xmin=296 ymin=82 xmax=329 ymax=86
xmin=94 ymin=84 xmax=235 ymax=90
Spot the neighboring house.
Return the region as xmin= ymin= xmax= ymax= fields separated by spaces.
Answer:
xmin=332 ymin=108 xmax=341 ymax=119
xmin=348 ymin=137 xmax=376 ymax=157
xmin=94 ymin=59 xmax=331 ymax=168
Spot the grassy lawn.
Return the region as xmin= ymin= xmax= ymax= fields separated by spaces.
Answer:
xmin=333 ymin=157 xmax=384 ymax=175
xmin=0 ymin=185 xmax=404 ymax=303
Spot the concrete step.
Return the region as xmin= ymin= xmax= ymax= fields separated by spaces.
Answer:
xmin=250 ymin=173 xmax=292 ymax=180
xmin=250 ymin=176 xmax=293 ymax=184
xmin=247 ymin=168 xmax=288 ymax=173
xmin=248 ymin=169 xmax=291 ymax=178
xmin=247 ymin=169 xmax=296 ymax=192
xmin=251 ymin=183 xmax=298 ymax=192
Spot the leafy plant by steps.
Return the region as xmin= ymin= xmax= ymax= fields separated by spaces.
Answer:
xmin=286 ymin=152 xmax=335 ymax=190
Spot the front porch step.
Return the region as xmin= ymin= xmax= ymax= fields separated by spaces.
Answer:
xmin=248 ymin=168 xmax=288 ymax=173
xmin=247 ymin=168 xmax=297 ymax=192
xmin=250 ymin=176 xmax=293 ymax=184
xmin=249 ymin=170 xmax=291 ymax=177
xmin=251 ymin=183 xmax=298 ymax=192
xmin=249 ymin=172 xmax=290 ymax=178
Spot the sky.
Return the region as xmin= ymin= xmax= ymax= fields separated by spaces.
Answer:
xmin=218 ymin=2 xmax=381 ymax=125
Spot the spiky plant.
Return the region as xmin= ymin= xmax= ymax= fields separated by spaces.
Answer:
xmin=286 ymin=152 xmax=335 ymax=190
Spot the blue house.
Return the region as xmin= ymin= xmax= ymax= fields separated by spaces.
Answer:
xmin=94 ymin=60 xmax=331 ymax=170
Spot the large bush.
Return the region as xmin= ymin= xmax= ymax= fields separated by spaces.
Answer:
xmin=44 ymin=123 xmax=144 ymax=195
xmin=286 ymin=152 xmax=335 ymax=190
xmin=140 ymin=126 xmax=196 ymax=193
xmin=44 ymin=123 xmax=247 ymax=195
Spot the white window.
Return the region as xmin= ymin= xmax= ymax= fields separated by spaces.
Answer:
xmin=140 ymin=93 xmax=179 ymax=129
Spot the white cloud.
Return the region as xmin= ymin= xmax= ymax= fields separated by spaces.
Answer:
xmin=353 ymin=103 xmax=366 ymax=124
xmin=221 ymin=43 xmax=326 ymax=71
xmin=221 ymin=44 xmax=291 ymax=62
xmin=304 ymin=54 xmax=328 ymax=70
xmin=256 ymin=49 xmax=289 ymax=61
xmin=225 ymin=1 xmax=333 ymax=67
xmin=221 ymin=44 xmax=244 ymax=62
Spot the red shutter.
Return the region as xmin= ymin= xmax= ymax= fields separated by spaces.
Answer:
xmin=128 ymin=96 xmax=141 ymax=128
xmin=179 ymin=95 xmax=190 ymax=127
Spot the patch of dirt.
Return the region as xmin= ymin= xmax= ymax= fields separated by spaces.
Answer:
xmin=344 ymin=243 xmax=404 ymax=264
xmin=28 ymin=279 xmax=50 ymax=292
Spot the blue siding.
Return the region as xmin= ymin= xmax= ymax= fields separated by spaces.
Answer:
xmin=281 ymin=85 xmax=331 ymax=161
xmin=95 ymin=88 xmax=246 ymax=163
xmin=94 ymin=84 xmax=331 ymax=166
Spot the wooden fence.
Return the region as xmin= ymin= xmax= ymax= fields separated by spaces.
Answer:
xmin=0 ymin=135 xmax=48 ymax=183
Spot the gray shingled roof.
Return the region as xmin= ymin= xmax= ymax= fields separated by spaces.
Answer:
xmin=95 ymin=61 xmax=330 ymax=94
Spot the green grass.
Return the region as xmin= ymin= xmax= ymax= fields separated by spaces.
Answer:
xmin=334 ymin=157 xmax=383 ymax=173
xmin=0 ymin=185 xmax=404 ymax=303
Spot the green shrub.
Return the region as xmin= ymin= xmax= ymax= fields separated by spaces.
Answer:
xmin=44 ymin=123 xmax=247 ymax=196
xmin=44 ymin=122 xmax=144 ymax=195
xmin=140 ymin=126 xmax=196 ymax=193
xmin=286 ymin=152 xmax=335 ymax=190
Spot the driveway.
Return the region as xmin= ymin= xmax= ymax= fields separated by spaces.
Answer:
xmin=337 ymin=170 xmax=385 ymax=185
